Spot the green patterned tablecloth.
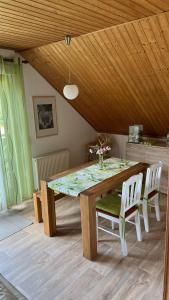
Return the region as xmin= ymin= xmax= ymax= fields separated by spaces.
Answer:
xmin=48 ymin=158 xmax=138 ymax=197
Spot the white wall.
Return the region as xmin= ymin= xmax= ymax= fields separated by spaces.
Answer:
xmin=0 ymin=49 xmax=15 ymax=58
xmin=0 ymin=49 xmax=97 ymax=166
xmin=0 ymin=49 xmax=129 ymax=164
xmin=23 ymin=64 xmax=96 ymax=166
xmin=111 ymin=134 xmax=128 ymax=158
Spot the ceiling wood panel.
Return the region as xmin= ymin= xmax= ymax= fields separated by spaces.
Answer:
xmin=21 ymin=11 xmax=169 ymax=136
xmin=1 ymin=0 xmax=169 ymax=49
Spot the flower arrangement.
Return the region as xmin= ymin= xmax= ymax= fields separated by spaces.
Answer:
xmin=89 ymin=135 xmax=111 ymax=169
xmin=89 ymin=145 xmax=111 ymax=157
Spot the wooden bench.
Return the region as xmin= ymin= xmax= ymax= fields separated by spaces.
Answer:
xmin=33 ymin=191 xmax=65 ymax=223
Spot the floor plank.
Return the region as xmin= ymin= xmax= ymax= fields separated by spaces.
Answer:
xmin=0 ymin=195 xmax=165 ymax=300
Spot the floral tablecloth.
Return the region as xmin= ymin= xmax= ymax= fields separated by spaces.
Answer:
xmin=48 ymin=157 xmax=138 ymax=197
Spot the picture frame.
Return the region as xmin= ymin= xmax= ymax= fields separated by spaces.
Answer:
xmin=32 ymin=96 xmax=58 ymax=138
xmin=128 ymin=124 xmax=143 ymax=144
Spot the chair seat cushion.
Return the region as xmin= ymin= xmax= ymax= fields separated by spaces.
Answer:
xmin=96 ymin=193 xmax=121 ymax=216
xmin=142 ymin=189 xmax=158 ymax=200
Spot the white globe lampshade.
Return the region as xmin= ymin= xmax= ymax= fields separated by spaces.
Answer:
xmin=63 ymin=84 xmax=79 ymax=100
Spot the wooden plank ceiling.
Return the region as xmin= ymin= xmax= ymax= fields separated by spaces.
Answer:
xmin=21 ymin=10 xmax=169 ymax=136
xmin=1 ymin=0 xmax=169 ymax=136
xmin=0 ymin=0 xmax=169 ymax=50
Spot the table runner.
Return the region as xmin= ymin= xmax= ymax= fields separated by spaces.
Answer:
xmin=48 ymin=158 xmax=138 ymax=197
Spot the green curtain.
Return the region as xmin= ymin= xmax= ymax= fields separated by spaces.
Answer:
xmin=0 ymin=57 xmax=34 ymax=209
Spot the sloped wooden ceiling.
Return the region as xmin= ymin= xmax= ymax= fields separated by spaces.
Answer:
xmin=22 ymin=10 xmax=169 ymax=136
xmin=0 ymin=0 xmax=169 ymax=49
xmin=1 ymin=0 xmax=169 ymax=136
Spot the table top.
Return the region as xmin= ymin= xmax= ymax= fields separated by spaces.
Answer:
xmin=48 ymin=157 xmax=146 ymax=197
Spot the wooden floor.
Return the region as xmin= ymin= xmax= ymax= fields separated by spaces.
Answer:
xmin=0 ymin=195 xmax=166 ymax=300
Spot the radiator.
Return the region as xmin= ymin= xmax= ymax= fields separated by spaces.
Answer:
xmin=32 ymin=149 xmax=70 ymax=191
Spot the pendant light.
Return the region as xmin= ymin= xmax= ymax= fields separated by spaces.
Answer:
xmin=63 ymin=35 xmax=79 ymax=100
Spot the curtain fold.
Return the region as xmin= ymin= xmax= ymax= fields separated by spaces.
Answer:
xmin=0 ymin=57 xmax=34 ymax=209
xmin=0 ymin=157 xmax=6 ymax=211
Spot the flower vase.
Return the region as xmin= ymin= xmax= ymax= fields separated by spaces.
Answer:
xmin=98 ymin=154 xmax=104 ymax=170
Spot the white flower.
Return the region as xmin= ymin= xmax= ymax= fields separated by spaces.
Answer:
xmin=96 ymin=148 xmax=104 ymax=155
xmin=106 ymin=146 xmax=111 ymax=151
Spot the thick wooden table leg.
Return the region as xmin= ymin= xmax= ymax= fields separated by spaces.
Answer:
xmin=33 ymin=192 xmax=43 ymax=223
xmin=41 ymin=180 xmax=56 ymax=237
xmin=80 ymin=194 xmax=97 ymax=260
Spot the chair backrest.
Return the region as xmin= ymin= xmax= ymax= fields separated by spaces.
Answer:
xmin=120 ymin=173 xmax=143 ymax=218
xmin=144 ymin=161 xmax=162 ymax=198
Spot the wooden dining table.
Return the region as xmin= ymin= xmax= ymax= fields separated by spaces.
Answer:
xmin=40 ymin=158 xmax=148 ymax=261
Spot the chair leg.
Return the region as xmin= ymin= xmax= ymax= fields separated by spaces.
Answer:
xmin=119 ymin=219 xmax=128 ymax=256
xmin=135 ymin=211 xmax=142 ymax=241
xmin=142 ymin=200 xmax=149 ymax=233
xmin=112 ymin=221 xmax=115 ymax=230
xmin=154 ymin=194 xmax=161 ymax=221
xmin=33 ymin=192 xmax=43 ymax=223
xmin=96 ymin=212 xmax=99 ymax=240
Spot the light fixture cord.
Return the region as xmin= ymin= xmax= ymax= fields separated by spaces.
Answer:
xmin=65 ymin=35 xmax=71 ymax=85
xmin=68 ymin=64 xmax=71 ymax=84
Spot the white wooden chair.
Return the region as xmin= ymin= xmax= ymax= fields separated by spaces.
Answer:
xmin=141 ymin=161 xmax=162 ymax=233
xmin=96 ymin=173 xmax=143 ymax=256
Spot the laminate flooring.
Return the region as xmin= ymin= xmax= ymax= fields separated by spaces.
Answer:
xmin=0 ymin=195 xmax=166 ymax=300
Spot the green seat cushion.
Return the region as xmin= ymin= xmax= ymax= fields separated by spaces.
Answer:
xmin=96 ymin=193 xmax=121 ymax=216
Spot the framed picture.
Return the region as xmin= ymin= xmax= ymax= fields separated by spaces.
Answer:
xmin=32 ymin=96 xmax=58 ymax=138
xmin=128 ymin=124 xmax=143 ymax=143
